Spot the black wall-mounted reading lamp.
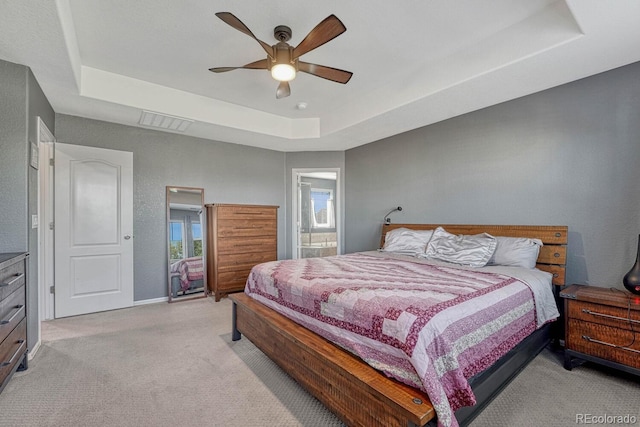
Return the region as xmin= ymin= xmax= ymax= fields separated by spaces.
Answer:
xmin=383 ymin=206 xmax=403 ymax=224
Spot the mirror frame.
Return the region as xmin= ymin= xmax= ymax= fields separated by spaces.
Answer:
xmin=166 ymin=186 xmax=207 ymax=302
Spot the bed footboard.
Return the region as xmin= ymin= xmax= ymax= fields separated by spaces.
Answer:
xmin=230 ymin=293 xmax=436 ymax=427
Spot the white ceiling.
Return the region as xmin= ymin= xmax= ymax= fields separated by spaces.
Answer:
xmin=1 ymin=1 xmax=639 ymax=152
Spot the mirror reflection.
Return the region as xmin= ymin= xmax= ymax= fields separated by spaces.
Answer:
xmin=167 ymin=186 xmax=206 ymax=302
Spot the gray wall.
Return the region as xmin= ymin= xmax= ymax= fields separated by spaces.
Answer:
xmin=55 ymin=115 xmax=286 ymax=301
xmin=0 ymin=60 xmax=28 ymax=250
xmin=284 ymin=151 xmax=345 ymax=258
xmin=345 ymin=61 xmax=640 ymax=289
xmin=0 ymin=59 xmax=55 ymax=352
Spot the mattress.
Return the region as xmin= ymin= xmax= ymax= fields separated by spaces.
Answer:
xmin=244 ymin=251 xmax=559 ymax=427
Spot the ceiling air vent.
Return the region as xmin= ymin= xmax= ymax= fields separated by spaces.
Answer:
xmin=138 ymin=110 xmax=193 ymax=132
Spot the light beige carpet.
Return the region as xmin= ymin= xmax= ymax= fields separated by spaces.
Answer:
xmin=0 ymin=297 xmax=638 ymax=427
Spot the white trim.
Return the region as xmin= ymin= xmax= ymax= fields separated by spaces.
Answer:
xmin=37 ymin=118 xmax=55 ymax=331
xmin=291 ymin=168 xmax=341 ymax=259
xmin=28 ymin=339 xmax=42 ymax=361
xmin=134 ymin=297 xmax=169 ymax=306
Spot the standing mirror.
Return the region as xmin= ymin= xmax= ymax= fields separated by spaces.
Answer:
xmin=167 ymin=186 xmax=206 ymax=302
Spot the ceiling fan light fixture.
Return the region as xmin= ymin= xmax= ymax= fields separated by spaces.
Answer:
xmin=271 ymin=63 xmax=296 ymax=82
xmin=211 ymin=13 xmax=351 ymax=98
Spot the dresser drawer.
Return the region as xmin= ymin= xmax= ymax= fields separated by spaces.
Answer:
xmin=0 ymin=286 xmax=26 ymax=344
xmin=0 ymin=318 xmax=27 ymax=386
xmin=217 ymin=236 xmax=277 ymax=254
xmin=217 ymin=269 xmax=252 ymax=291
xmin=218 ymin=262 xmax=267 ymax=275
xmin=567 ymin=300 xmax=640 ymax=331
xmin=216 ymin=206 xmax=277 ymax=220
xmin=217 ymin=251 xmax=276 ymax=269
xmin=216 ymin=219 xmax=278 ymax=238
xmin=566 ymin=319 xmax=640 ymax=369
xmin=0 ymin=261 xmax=26 ymax=301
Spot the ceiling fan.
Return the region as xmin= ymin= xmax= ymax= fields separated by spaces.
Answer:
xmin=209 ymin=12 xmax=353 ymax=99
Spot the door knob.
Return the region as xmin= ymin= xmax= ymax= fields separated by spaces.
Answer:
xmin=124 ymin=235 xmax=131 ymax=240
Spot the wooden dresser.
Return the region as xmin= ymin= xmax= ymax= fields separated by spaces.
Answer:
xmin=206 ymin=204 xmax=278 ymax=302
xmin=560 ymin=284 xmax=640 ymax=375
xmin=0 ymin=252 xmax=28 ymax=394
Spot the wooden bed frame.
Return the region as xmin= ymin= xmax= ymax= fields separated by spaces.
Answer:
xmin=230 ymin=224 xmax=568 ymax=427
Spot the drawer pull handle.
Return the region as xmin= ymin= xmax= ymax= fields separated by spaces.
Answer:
xmin=582 ymin=335 xmax=640 ymax=354
xmin=0 ymin=273 xmax=24 ymax=288
xmin=581 ymin=308 xmax=640 ymax=325
xmin=0 ymin=305 xmax=24 ymax=325
xmin=1 ymin=339 xmax=26 ymax=367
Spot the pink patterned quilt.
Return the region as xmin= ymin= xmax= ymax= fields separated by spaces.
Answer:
xmin=170 ymin=257 xmax=203 ymax=291
xmin=244 ymin=252 xmax=551 ymax=427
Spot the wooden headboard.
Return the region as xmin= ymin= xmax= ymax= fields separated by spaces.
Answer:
xmin=380 ymin=224 xmax=568 ymax=286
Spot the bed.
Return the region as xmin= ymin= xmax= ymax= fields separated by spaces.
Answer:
xmin=230 ymin=224 xmax=568 ymax=427
xmin=169 ymin=256 xmax=204 ymax=298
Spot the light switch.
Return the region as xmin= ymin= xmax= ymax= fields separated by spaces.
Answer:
xmin=32 ymin=214 xmax=39 ymax=229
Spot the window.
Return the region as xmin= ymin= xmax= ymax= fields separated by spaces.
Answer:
xmin=192 ymin=222 xmax=202 ymax=257
xmin=311 ymin=189 xmax=334 ymax=228
xmin=169 ymin=221 xmax=185 ymax=261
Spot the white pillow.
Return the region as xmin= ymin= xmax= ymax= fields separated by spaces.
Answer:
xmin=423 ymin=227 xmax=497 ymax=267
xmin=381 ymin=228 xmax=434 ymax=256
xmin=487 ymin=236 xmax=543 ymax=269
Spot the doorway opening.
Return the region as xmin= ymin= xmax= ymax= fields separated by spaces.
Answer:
xmin=292 ymin=169 xmax=341 ymax=259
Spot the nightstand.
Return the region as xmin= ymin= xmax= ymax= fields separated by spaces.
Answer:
xmin=559 ymin=284 xmax=640 ymax=376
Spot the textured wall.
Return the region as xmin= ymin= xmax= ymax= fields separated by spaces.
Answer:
xmin=55 ymin=115 xmax=286 ymax=301
xmin=0 ymin=59 xmax=55 ymax=352
xmin=0 ymin=60 xmax=27 ymax=252
xmin=345 ymin=61 xmax=640 ymax=289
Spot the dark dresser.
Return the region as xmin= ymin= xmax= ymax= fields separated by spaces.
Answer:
xmin=560 ymin=284 xmax=640 ymax=375
xmin=0 ymin=252 xmax=28 ymax=394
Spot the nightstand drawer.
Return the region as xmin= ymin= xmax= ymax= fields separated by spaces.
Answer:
xmin=568 ymin=300 xmax=640 ymax=331
xmin=566 ymin=319 xmax=640 ymax=369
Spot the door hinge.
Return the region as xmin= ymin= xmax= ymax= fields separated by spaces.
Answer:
xmin=49 ymin=158 xmax=54 ymax=166
xmin=49 ymin=286 xmax=55 ymax=294
xmin=49 ymin=222 xmax=54 ymax=230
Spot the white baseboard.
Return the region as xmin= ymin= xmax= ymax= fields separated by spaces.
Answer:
xmin=28 ymin=339 xmax=42 ymax=360
xmin=134 ymin=296 xmax=168 ymax=306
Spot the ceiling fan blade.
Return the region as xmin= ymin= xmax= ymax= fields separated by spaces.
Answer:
xmin=215 ymin=12 xmax=273 ymax=57
xmin=298 ymin=62 xmax=353 ymax=84
xmin=276 ymin=81 xmax=291 ymax=99
xmin=209 ymin=59 xmax=268 ymax=73
xmin=293 ymin=15 xmax=346 ymax=59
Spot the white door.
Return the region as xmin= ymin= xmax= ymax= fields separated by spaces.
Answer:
xmin=54 ymin=143 xmax=133 ymax=318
